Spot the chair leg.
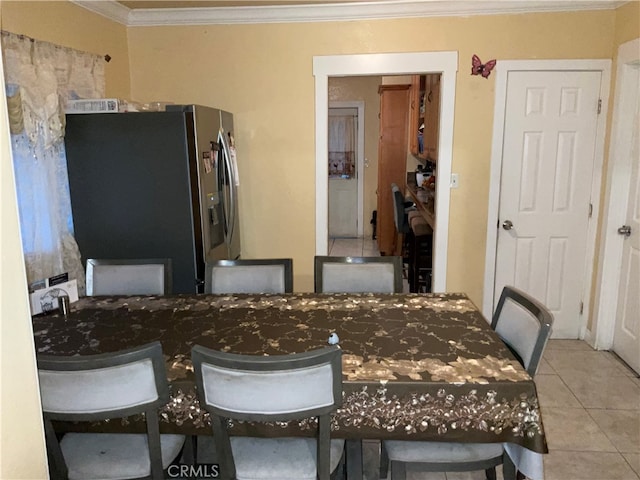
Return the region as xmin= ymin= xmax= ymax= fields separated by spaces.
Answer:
xmin=180 ymin=435 xmax=196 ymax=465
xmin=331 ymin=449 xmax=346 ymax=480
xmin=502 ymin=454 xmax=517 ymax=480
xmin=389 ymin=461 xmax=406 ymax=480
xmin=485 ymin=466 xmax=497 ymax=480
xmin=345 ymin=439 xmax=363 ymax=480
xmin=379 ymin=441 xmax=389 ymax=479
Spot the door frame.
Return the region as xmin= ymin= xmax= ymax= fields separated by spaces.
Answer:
xmin=314 ymin=52 xmax=459 ymax=293
xmin=328 ymin=101 xmax=365 ymax=237
xmin=482 ymin=59 xmax=611 ymax=331
xmin=593 ymin=38 xmax=640 ymax=350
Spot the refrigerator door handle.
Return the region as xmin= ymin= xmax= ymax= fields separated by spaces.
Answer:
xmin=218 ymin=131 xmax=236 ymax=243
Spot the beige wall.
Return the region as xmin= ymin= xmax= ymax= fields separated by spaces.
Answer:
xmin=0 ymin=3 xmax=636 ymax=476
xmin=125 ymin=10 xmax=616 ymax=298
xmin=0 ymin=2 xmax=624 ymax=300
xmin=328 ymin=75 xmax=382 ymax=239
xmin=1 ymin=1 xmax=131 ymax=99
xmin=614 ymin=0 xmax=640 ymax=46
xmin=0 ymin=24 xmax=48 ymax=480
xmin=0 ymin=3 xmax=130 ymax=476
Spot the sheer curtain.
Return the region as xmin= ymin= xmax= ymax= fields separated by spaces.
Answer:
xmin=1 ymin=31 xmax=106 ymax=293
xmin=328 ymin=114 xmax=356 ymax=178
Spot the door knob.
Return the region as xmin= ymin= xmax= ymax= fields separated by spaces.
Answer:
xmin=618 ymin=225 xmax=632 ymax=237
xmin=502 ymin=220 xmax=514 ymax=230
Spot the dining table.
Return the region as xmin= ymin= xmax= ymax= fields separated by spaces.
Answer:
xmin=32 ymin=292 xmax=548 ymax=480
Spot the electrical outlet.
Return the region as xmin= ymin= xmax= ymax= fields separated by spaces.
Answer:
xmin=450 ymin=173 xmax=460 ymax=189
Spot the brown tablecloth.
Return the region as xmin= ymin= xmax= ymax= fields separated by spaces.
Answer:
xmin=32 ymin=292 xmax=547 ymax=453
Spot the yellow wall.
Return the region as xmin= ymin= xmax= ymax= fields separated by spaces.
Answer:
xmin=0 ymin=20 xmax=48 ymax=479
xmin=0 ymin=2 xmax=628 ymax=302
xmin=0 ymin=2 xmax=129 ymax=476
xmin=614 ymin=0 xmax=640 ymax=46
xmin=125 ymin=10 xmax=615 ymax=298
xmin=1 ymin=1 xmax=131 ymax=99
xmin=329 ymin=75 xmax=382 ymax=239
xmin=0 ymin=2 xmax=634 ymax=476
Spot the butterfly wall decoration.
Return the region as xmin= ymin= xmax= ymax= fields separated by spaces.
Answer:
xmin=471 ymin=54 xmax=497 ymax=79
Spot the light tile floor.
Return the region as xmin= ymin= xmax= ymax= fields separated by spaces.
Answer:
xmin=328 ymin=237 xmax=381 ymax=257
xmin=333 ymin=238 xmax=640 ymax=480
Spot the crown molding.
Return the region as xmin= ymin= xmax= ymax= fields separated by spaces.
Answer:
xmin=71 ymin=1 xmax=131 ymax=24
xmin=72 ymin=0 xmax=627 ymax=26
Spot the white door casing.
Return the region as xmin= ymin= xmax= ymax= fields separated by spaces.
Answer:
xmin=484 ymin=60 xmax=611 ymax=336
xmin=328 ymin=103 xmax=364 ymax=237
xmin=314 ymin=52 xmax=458 ymax=293
xmin=594 ymin=37 xmax=640 ymax=370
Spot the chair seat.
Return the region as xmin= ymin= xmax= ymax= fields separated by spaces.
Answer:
xmin=61 ymin=432 xmax=185 ymax=480
xmin=384 ymin=440 xmax=503 ymax=464
xmin=230 ymin=437 xmax=345 ymax=480
xmin=409 ymin=218 xmax=433 ymax=238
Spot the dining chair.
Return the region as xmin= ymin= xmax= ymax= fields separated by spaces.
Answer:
xmin=380 ymin=285 xmax=554 ymax=480
xmin=391 ymin=183 xmax=412 ymax=257
xmin=407 ymin=212 xmax=433 ymax=293
xmin=191 ymin=344 xmax=344 ymax=480
xmin=86 ymin=258 xmax=172 ymax=295
xmin=37 ymin=341 xmax=186 ymax=480
xmin=204 ymin=258 xmax=293 ymax=294
xmin=314 ymin=255 xmax=403 ymax=293
xmin=391 ymin=183 xmax=415 ymax=280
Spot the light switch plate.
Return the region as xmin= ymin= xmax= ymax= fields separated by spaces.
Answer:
xmin=450 ymin=173 xmax=460 ymax=188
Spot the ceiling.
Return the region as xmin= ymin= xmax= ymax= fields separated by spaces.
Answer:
xmin=72 ymin=0 xmax=627 ymax=26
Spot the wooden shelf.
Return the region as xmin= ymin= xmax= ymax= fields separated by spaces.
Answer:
xmin=409 ymin=74 xmax=440 ymax=164
xmin=423 ymin=74 xmax=441 ymax=164
xmin=409 ymin=75 xmax=425 ymax=158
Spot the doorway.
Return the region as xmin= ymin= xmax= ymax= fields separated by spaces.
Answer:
xmin=483 ymin=60 xmax=611 ymax=337
xmin=328 ymin=102 xmax=364 ymax=238
xmin=313 ymin=52 xmax=458 ymax=293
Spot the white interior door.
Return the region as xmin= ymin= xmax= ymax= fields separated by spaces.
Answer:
xmin=613 ymin=86 xmax=640 ymax=373
xmin=495 ymin=71 xmax=602 ymax=338
xmin=329 ymin=178 xmax=357 ymax=236
xmin=328 ymin=106 xmax=359 ymax=238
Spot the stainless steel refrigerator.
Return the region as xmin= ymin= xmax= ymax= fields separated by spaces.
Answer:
xmin=64 ymin=104 xmax=241 ymax=293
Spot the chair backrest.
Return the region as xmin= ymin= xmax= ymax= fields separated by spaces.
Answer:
xmin=314 ymin=255 xmax=403 ymax=293
xmin=391 ymin=183 xmax=409 ymax=234
xmin=191 ymin=345 xmax=342 ymax=479
xmin=86 ymin=258 xmax=172 ymax=296
xmin=192 ymin=345 xmax=342 ymax=421
xmin=37 ymin=341 xmax=169 ymax=420
xmin=491 ymin=286 xmax=554 ymax=376
xmin=37 ymin=342 xmax=170 ymax=478
xmin=205 ymin=258 xmax=293 ymax=294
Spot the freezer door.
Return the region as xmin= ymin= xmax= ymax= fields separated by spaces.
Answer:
xmin=192 ymin=106 xmax=227 ymax=266
xmin=219 ymin=110 xmax=241 ymax=260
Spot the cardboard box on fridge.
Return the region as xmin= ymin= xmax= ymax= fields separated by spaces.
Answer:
xmin=29 ymin=280 xmax=79 ymax=315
